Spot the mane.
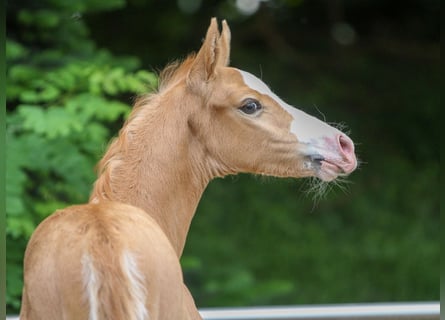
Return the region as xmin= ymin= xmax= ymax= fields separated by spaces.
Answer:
xmin=157 ymin=54 xmax=196 ymax=92
xmin=89 ymin=55 xmax=197 ymax=202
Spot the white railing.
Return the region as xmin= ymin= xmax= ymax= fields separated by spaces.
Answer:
xmin=199 ymin=302 xmax=440 ymax=320
xmin=6 ymin=302 xmax=440 ymax=320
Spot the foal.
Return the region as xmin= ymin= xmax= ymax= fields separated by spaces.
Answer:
xmin=20 ymin=18 xmax=357 ymax=320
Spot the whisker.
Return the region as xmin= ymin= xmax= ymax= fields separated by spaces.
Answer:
xmin=331 ymin=177 xmax=352 ymax=195
xmin=303 ymin=175 xmax=353 ymax=207
xmin=313 ymin=104 xmax=327 ymax=122
xmin=329 ymin=121 xmax=351 ymax=136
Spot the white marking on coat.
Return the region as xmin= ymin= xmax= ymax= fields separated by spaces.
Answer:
xmin=237 ymin=69 xmax=338 ymax=143
xmin=82 ymin=254 xmax=99 ymax=320
xmin=121 ymin=250 xmax=149 ymax=320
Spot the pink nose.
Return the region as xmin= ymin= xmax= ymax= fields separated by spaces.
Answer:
xmin=337 ymin=134 xmax=357 ymax=173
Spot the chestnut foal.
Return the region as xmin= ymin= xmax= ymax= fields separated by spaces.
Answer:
xmin=20 ymin=18 xmax=357 ymax=320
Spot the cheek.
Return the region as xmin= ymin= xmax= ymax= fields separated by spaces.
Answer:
xmin=214 ymin=113 xmax=266 ymax=155
xmin=262 ymin=103 xmax=295 ymax=138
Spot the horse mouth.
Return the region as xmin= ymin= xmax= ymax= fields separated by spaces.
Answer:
xmin=307 ymin=154 xmax=346 ymax=182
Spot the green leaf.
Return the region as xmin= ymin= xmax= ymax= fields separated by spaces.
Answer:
xmin=18 ymin=105 xmax=47 ymax=134
xmin=7 ymin=216 xmax=36 ymax=238
xmin=6 ymin=40 xmax=29 ymax=60
xmin=46 ymin=107 xmax=84 ymax=138
xmin=102 ymin=76 xmax=119 ymax=95
xmin=38 ymin=84 xmax=61 ymax=102
xmin=18 ymin=105 xmax=84 ymax=138
xmin=34 ymin=10 xmax=60 ymax=28
xmin=19 ymin=91 xmax=41 ymax=103
xmin=6 ymin=197 xmax=26 ymax=217
xmin=89 ymin=70 xmax=104 ymax=94
xmin=46 ymin=68 xmax=78 ymax=91
xmin=137 ymin=70 xmax=158 ymax=88
xmin=8 ymin=65 xmax=40 ymax=82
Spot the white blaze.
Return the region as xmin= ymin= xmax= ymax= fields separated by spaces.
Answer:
xmin=238 ymin=69 xmax=338 ymax=144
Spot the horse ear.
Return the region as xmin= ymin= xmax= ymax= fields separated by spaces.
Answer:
xmin=187 ymin=18 xmax=231 ymax=91
xmin=216 ymin=20 xmax=231 ymax=67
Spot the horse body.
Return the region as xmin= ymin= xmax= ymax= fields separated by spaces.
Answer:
xmin=20 ymin=19 xmax=357 ymax=320
xmin=21 ymin=202 xmax=196 ymax=320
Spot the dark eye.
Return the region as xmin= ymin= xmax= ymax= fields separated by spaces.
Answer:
xmin=239 ymin=99 xmax=262 ymax=115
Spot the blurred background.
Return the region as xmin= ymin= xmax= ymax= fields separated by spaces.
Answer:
xmin=6 ymin=0 xmax=439 ymax=314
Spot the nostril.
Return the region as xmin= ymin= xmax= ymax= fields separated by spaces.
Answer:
xmin=337 ymin=134 xmax=357 ymax=173
xmin=338 ymin=134 xmax=354 ymax=156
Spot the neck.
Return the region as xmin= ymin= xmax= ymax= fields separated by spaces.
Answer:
xmin=90 ymin=93 xmax=218 ymax=256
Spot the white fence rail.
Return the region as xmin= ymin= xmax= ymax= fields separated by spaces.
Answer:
xmin=6 ymin=302 xmax=440 ymax=320
xmin=199 ymin=302 xmax=440 ymax=319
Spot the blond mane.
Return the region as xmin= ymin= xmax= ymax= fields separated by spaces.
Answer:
xmin=90 ymin=55 xmax=197 ymax=202
xmin=157 ymin=55 xmax=196 ymax=92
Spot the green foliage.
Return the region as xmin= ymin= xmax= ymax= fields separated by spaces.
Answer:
xmin=6 ymin=0 xmax=157 ymax=312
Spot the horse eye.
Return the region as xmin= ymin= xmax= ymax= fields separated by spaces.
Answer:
xmin=239 ymin=99 xmax=262 ymax=115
